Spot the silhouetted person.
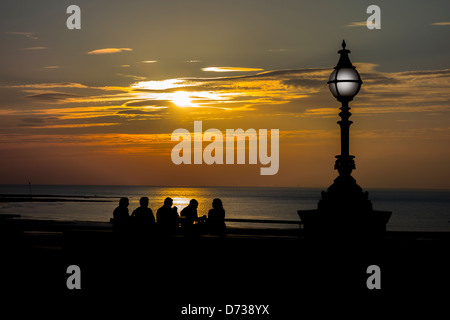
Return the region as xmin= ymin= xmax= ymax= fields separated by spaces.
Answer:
xmin=180 ymin=199 xmax=206 ymax=235
xmin=112 ymin=197 xmax=130 ymax=233
xmin=156 ymin=197 xmax=179 ymax=235
xmin=131 ymin=197 xmax=155 ymax=234
xmin=207 ymin=198 xmax=226 ymax=235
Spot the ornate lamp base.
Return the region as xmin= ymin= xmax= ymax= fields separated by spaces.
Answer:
xmin=318 ymin=175 xmax=372 ymax=213
xmin=298 ymin=171 xmax=391 ymax=239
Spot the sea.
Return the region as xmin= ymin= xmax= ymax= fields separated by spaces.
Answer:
xmin=0 ymin=185 xmax=449 ymax=232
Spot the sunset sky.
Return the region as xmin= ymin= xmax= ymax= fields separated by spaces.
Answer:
xmin=1 ymin=0 xmax=450 ymax=188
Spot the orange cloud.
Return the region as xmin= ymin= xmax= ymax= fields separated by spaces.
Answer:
xmin=87 ymin=48 xmax=133 ymax=54
xmin=202 ymin=67 xmax=264 ymax=72
xmin=346 ymin=21 xmax=367 ymax=27
xmin=431 ymin=22 xmax=450 ymax=26
xmin=23 ymin=46 xmax=47 ymax=50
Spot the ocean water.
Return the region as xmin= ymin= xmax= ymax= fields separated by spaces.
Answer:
xmin=0 ymin=185 xmax=449 ymax=232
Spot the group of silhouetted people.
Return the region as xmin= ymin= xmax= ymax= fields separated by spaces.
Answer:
xmin=111 ymin=197 xmax=226 ymax=236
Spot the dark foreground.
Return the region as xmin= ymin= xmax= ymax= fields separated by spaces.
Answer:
xmin=1 ymin=219 xmax=449 ymax=318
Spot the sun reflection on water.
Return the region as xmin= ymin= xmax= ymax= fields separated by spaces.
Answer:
xmin=150 ymin=188 xmax=211 ymax=215
xmin=171 ymin=197 xmax=190 ymax=210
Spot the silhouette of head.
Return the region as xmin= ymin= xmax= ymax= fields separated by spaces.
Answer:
xmin=164 ymin=197 xmax=173 ymax=206
xmin=119 ymin=197 xmax=129 ymax=207
xmin=189 ymin=199 xmax=198 ymax=209
xmin=140 ymin=197 xmax=149 ymax=207
xmin=212 ymin=198 xmax=223 ymax=209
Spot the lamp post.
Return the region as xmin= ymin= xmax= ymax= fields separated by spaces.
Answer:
xmin=298 ymin=40 xmax=391 ymax=238
xmin=327 ymin=40 xmax=362 ymax=179
xmin=318 ymin=40 xmax=370 ymax=213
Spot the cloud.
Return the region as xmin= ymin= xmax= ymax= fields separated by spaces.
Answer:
xmin=281 ymin=79 xmax=324 ymax=89
xmin=1 ymin=82 xmax=129 ymax=94
xmin=186 ymin=60 xmax=202 ymax=63
xmin=87 ymin=48 xmax=133 ymax=55
xmin=7 ymin=65 xmax=450 ymax=123
xmin=431 ymin=22 xmax=450 ymax=26
xmin=26 ymin=123 xmax=120 ymax=129
xmin=23 ymin=47 xmax=47 ymax=50
xmin=22 ymin=117 xmax=46 ymax=124
xmin=141 ymin=60 xmax=158 ymax=63
xmin=202 ymin=67 xmax=264 ymax=72
xmin=5 ymin=31 xmax=38 ymax=39
xmin=116 ymin=108 xmax=167 ymax=115
xmin=116 ymin=73 xmax=147 ymax=81
xmin=124 ymin=100 xmax=172 ymax=107
xmin=303 ymin=105 xmax=448 ymax=118
xmin=43 ymin=66 xmax=62 ymax=69
xmin=167 ymin=65 xmax=450 ymax=114
xmin=340 ymin=67 xmax=450 ymax=115
xmin=198 ymin=68 xmax=328 ymax=81
xmin=353 ymin=63 xmax=379 ymax=73
xmin=25 ymin=92 xmax=79 ymax=102
xmin=3 ymin=82 xmax=88 ymax=89
xmin=131 ymin=79 xmax=190 ymax=91
xmin=0 ymin=133 xmax=174 ymax=155
xmin=129 ymin=68 xmax=327 ymax=109
xmin=346 ymin=21 xmax=367 ymax=27
xmin=18 ymin=116 xmax=59 ymax=127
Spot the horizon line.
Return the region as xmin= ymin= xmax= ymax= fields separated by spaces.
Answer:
xmin=1 ymin=183 xmax=449 ymax=191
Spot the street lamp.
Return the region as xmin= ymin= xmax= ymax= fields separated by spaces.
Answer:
xmin=327 ymin=40 xmax=362 ymax=178
xmin=297 ymin=40 xmax=391 ymax=238
xmin=327 ymin=40 xmax=362 ymax=101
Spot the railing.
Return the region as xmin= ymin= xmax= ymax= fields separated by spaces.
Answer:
xmin=224 ymin=218 xmax=302 ymax=226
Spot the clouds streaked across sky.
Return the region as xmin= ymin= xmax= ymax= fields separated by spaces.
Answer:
xmin=6 ymin=64 xmax=450 ymax=118
xmin=0 ymin=0 xmax=450 ymax=188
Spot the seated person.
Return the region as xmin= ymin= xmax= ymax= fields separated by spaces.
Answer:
xmin=207 ymin=198 xmax=226 ymax=235
xmin=112 ymin=197 xmax=130 ymax=233
xmin=180 ymin=199 xmax=206 ymax=234
xmin=156 ymin=197 xmax=179 ymax=234
xmin=131 ymin=197 xmax=155 ymax=232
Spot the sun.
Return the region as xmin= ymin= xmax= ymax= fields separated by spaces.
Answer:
xmin=172 ymin=91 xmax=196 ymax=108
